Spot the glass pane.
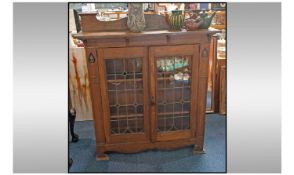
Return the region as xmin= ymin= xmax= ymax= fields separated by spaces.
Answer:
xmin=156 ymin=56 xmax=192 ymax=132
xmin=105 ymin=58 xmax=144 ymax=135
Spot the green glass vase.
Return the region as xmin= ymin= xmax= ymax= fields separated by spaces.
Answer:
xmin=169 ymin=10 xmax=184 ymax=31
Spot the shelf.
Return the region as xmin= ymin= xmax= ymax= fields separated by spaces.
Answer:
xmin=157 ymin=65 xmax=190 ymax=73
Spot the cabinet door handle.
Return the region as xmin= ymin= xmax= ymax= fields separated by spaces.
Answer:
xmin=150 ymin=96 xmax=156 ymax=105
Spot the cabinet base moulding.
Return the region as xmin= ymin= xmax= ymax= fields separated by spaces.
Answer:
xmin=96 ymin=138 xmax=198 ymax=157
xmin=96 ymin=154 xmax=109 ymax=161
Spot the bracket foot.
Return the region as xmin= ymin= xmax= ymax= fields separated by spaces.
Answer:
xmin=96 ymin=154 xmax=109 ymax=161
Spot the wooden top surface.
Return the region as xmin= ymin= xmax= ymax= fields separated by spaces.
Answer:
xmin=74 ymin=29 xmax=220 ymax=40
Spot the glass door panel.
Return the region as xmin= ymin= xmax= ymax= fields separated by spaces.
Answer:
xmin=105 ymin=58 xmax=144 ymax=135
xmin=155 ymin=56 xmax=192 ymax=132
xmin=149 ymin=45 xmax=199 ymax=142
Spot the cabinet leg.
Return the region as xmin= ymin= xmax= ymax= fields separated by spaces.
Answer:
xmin=193 ymin=144 xmax=205 ymax=154
xmin=96 ymin=152 xmax=109 ymax=161
xmin=96 ymin=147 xmax=109 ymax=161
xmin=193 ymin=138 xmax=205 ymax=154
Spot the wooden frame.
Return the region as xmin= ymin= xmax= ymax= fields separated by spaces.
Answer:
xmin=74 ymin=13 xmax=219 ymax=160
xmin=218 ymin=58 xmax=226 ymax=115
xmin=149 ymin=45 xmax=199 ymax=142
xmin=97 ymin=47 xmax=150 ymax=144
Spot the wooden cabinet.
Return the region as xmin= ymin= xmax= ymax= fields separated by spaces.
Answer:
xmin=218 ymin=58 xmax=227 ymax=115
xmin=74 ymin=13 xmax=218 ymax=160
xmin=207 ymin=36 xmax=227 ymax=114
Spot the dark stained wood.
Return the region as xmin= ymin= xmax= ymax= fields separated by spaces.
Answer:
xmin=74 ymin=29 xmax=218 ymax=41
xmin=195 ymin=43 xmax=210 ymax=152
xmin=219 ymin=60 xmax=227 ymax=115
xmin=78 ymin=17 xmax=218 ymax=158
xmin=128 ymin=35 xmax=167 ymax=46
xmin=148 ymin=47 xmax=157 ymax=142
xmin=190 ymin=45 xmax=200 ymax=137
xmin=156 ymin=130 xmax=192 ymax=141
xmin=79 ymin=13 xmax=169 ymax=32
xmin=103 ymin=47 xmax=147 ymax=59
xmin=80 ymin=13 xmax=128 ymax=32
xmin=213 ymin=58 xmax=226 ymax=114
xmin=98 ymin=138 xmax=197 ymax=154
xmin=86 ymin=38 xmax=127 ymax=48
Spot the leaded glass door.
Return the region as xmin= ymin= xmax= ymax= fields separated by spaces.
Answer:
xmin=98 ymin=47 xmax=150 ymax=143
xmin=149 ymin=45 xmax=200 ymax=142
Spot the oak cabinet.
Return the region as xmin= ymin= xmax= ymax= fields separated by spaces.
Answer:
xmin=74 ymin=13 xmax=218 ymax=160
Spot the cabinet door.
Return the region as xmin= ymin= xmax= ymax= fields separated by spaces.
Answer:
xmin=149 ymin=45 xmax=200 ymax=142
xmin=97 ymin=47 xmax=150 ymax=143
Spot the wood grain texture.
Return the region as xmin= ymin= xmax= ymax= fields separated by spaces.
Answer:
xmin=78 ymin=23 xmax=216 ymax=157
xmin=79 ymin=13 xmax=169 ymax=32
xmin=214 ymin=58 xmax=226 ymax=114
xmin=98 ymin=138 xmax=197 ymax=153
xmin=219 ymin=60 xmax=227 ymax=115
xmin=74 ymin=29 xmax=218 ymax=41
xmin=195 ymin=43 xmax=210 ymax=152
xmin=190 ymin=45 xmax=200 ymax=137
xmin=85 ymin=48 xmax=106 ymax=144
xmin=219 ymin=66 xmax=226 ymax=115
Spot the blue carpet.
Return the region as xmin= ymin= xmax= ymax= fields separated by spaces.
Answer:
xmin=69 ymin=114 xmax=226 ymax=172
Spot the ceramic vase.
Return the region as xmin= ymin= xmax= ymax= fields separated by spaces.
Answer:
xmin=169 ymin=10 xmax=184 ymax=31
xmin=127 ymin=3 xmax=146 ymax=32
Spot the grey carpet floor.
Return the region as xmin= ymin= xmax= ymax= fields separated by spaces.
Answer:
xmin=69 ymin=113 xmax=226 ymax=172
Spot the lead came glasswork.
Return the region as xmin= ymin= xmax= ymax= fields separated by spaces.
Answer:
xmin=105 ymin=58 xmax=144 ymax=135
xmin=156 ymin=56 xmax=192 ymax=132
